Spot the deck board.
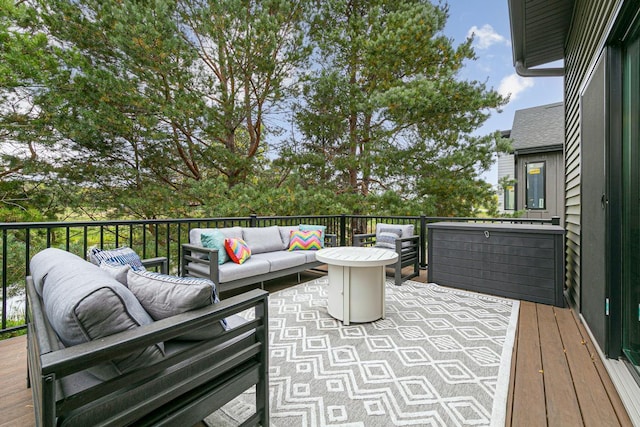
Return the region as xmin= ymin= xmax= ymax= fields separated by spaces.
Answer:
xmin=537 ymin=304 xmax=583 ymax=426
xmin=511 ymin=301 xmax=547 ymax=426
xmin=555 ymin=307 xmax=621 ymax=426
xmin=0 ymin=269 xmax=634 ymax=426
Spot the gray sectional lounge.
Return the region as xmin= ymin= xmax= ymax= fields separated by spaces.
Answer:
xmin=182 ymin=225 xmax=336 ymax=294
xmin=26 ymin=248 xmax=269 ymax=426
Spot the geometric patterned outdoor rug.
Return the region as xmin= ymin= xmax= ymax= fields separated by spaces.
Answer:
xmin=205 ymin=277 xmax=519 ymax=427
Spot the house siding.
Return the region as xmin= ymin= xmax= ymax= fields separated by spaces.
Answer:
xmin=564 ymin=0 xmax=622 ymax=309
xmin=497 ymin=153 xmax=515 ymax=212
xmin=516 ymin=151 xmax=564 ymax=222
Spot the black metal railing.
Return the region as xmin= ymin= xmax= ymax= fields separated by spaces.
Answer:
xmin=0 ymin=214 xmax=558 ymax=334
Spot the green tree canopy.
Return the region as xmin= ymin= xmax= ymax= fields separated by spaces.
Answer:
xmin=1 ymin=0 xmax=511 ymax=220
xmin=285 ymin=0 xmax=508 ymax=216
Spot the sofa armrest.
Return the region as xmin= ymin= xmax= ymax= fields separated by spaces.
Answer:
xmin=353 ymin=233 xmax=376 ymax=247
xmin=141 ymin=257 xmax=168 ymax=274
xmin=181 ymin=243 xmax=220 ymax=284
xmin=325 ymin=233 xmax=338 ymax=247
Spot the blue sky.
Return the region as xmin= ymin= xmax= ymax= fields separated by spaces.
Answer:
xmin=443 ymin=0 xmax=564 ymax=184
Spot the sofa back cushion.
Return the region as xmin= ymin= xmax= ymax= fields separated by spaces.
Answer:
xmin=189 ymin=227 xmax=243 ymax=247
xmin=30 ymin=248 xmax=164 ymax=380
xmin=278 ymin=225 xmax=299 ymax=249
xmin=242 ymin=226 xmax=283 ymax=254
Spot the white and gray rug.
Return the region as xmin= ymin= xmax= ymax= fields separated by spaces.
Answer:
xmin=206 ymin=278 xmax=519 ymax=427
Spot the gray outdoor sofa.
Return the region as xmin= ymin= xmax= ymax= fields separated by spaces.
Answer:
xmin=26 ymin=248 xmax=269 ymax=426
xmin=353 ymin=223 xmax=420 ymax=285
xmin=182 ymin=225 xmax=336 ymax=294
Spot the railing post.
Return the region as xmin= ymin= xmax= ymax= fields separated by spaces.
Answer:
xmin=250 ymin=214 xmax=258 ymax=227
xmin=340 ymin=214 xmax=347 ymax=246
xmin=420 ymin=215 xmax=427 ymax=268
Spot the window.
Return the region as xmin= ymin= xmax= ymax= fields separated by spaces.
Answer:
xmin=526 ymin=162 xmax=546 ymax=209
xmin=503 ymin=184 xmax=515 ymax=210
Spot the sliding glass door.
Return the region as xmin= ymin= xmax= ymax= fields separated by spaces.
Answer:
xmin=622 ymin=22 xmax=640 ymax=374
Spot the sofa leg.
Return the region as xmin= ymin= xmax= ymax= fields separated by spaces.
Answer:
xmin=297 ymin=272 xmax=301 ymax=283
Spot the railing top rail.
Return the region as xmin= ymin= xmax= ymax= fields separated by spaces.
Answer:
xmin=0 ymin=215 xmax=345 ymax=230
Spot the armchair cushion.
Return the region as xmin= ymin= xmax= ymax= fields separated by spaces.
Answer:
xmin=376 ymin=223 xmax=415 ymax=248
xmin=375 ymin=227 xmax=403 ymax=249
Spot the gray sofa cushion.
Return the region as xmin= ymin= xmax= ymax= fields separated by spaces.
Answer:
xmin=278 ymin=226 xmax=299 ymax=249
xmin=30 ymin=248 xmax=81 ymax=296
xmin=298 ymin=250 xmax=318 ymax=263
xmin=189 ymin=227 xmax=243 ymax=247
xmin=218 ymin=257 xmax=271 ymax=282
xmin=127 ymin=270 xmax=226 ymax=340
xmin=242 ymin=226 xmax=284 ymax=254
xmin=30 ymin=248 xmax=164 ymax=380
xmin=252 ymin=251 xmax=307 ymax=272
xmin=127 ymin=270 xmax=216 ymax=319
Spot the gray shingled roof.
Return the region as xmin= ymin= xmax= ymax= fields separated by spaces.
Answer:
xmin=510 ymin=102 xmax=564 ymax=152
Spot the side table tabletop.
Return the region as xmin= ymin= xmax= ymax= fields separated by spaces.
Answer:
xmin=316 ymin=246 xmax=399 ymax=325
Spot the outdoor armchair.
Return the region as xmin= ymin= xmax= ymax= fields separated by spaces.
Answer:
xmin=353 ymin=223 xmax=420 ymax=285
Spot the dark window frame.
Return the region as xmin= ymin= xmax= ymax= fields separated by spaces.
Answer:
xmin=525 ymin=161 xmax=546 ymax=210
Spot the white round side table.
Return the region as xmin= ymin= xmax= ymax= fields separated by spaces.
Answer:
xmin=316 ymin=246 xmax=398 ymax=325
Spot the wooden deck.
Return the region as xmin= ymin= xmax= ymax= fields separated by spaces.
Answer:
xmin=0 ymin=270 xmax=634 ymax=426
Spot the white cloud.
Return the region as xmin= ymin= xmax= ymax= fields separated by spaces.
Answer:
xmin=498 ymin=73 xmax=534 ymax=102
xmin=467 ymin=24 xmax=509 ymax=50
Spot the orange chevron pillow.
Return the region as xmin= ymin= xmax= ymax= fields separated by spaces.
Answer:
xmin=224 ymin=237 xmax=251 ymax=264
xmin=288 ymin=230 xmax=322 ymax=251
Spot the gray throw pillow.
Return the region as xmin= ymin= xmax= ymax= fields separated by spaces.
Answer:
xmin=126 ymin=270 xmax=227 ymax=340
xmin=375 ymin=227 xmax=403 ymax=250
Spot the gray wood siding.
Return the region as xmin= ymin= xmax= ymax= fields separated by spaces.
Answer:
xmin=497 ymin=153 xmax=515 ymax=212
xmin=563 ymin=0 xmax=621 ymax=310
xmin=516 ymin=151 xmax=564 ymax=222
xmin=427 ymin=223 xmax=565 ymax=306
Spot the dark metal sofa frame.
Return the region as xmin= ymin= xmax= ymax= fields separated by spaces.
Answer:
xmin=352 ymin=233 xmax=420 ymax=285
xmin=26 ymin=258 xmax=269 ymax=426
